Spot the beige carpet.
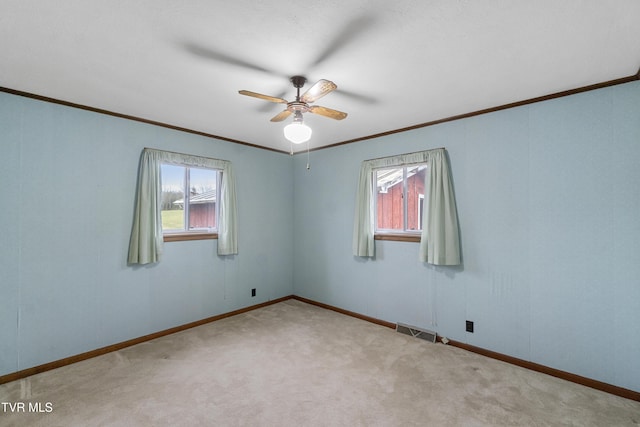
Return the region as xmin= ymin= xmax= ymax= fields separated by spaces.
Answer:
xmin=1 ymin=299 xmax=639 ymax=426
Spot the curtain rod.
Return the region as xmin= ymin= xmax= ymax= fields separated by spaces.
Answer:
xmin=363 ymin=147 xmax=445 ymax=162
xmin=144 ymin=147 xmax=195 ymax=157
xmin=143 ymin=147 xmax=228 ymax=162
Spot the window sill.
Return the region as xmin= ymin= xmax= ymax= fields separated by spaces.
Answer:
xmin=163 ymin=232 xmax=218 ymax=242
xmin=374 ymin=233 xmax=421 ymax=243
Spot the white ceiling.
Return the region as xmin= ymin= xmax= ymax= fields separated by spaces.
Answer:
xmin=2 ymin=1 xmax=639 ymax=153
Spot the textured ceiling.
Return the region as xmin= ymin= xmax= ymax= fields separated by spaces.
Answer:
xmin=2 ymin=1 xmax=639 ymax=153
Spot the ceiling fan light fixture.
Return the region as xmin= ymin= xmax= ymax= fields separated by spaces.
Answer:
xmin=283 ymin=112 xmax=312 ymax=144
xmin=284 ymin=122 xmax=312 ymax=144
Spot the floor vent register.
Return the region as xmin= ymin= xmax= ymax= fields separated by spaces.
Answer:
xmin=396 ymin=322 xmax=437 ymax=343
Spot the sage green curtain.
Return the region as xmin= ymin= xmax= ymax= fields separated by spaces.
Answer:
xmin=128 ymin=149 xmax=164 ymax=265
xmin=352 ymin=161 xmax=375 ymax=256
xmin=127 ymin=148 xmax=238 ymax=265
xmin=216 ymin=163 xmax=238 ymax=255
xmin=352 ymin=148 xmax=461 ymax=266
xmin=418 ymin=149 xmax=461 ymax=265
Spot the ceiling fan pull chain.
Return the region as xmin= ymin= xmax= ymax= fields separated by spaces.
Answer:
xmin=306 ymin=140 xmax=311 ymax=170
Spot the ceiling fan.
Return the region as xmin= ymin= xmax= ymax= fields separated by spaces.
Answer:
xmin=239 ymin=76 xmax=347 ymax=144
xmin=239 ymin=75 xmax=348 ymax=123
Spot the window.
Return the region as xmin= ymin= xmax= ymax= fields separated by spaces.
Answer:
xmin=161 ymin=163 xmax=220 ymax=236
xmin=128 ymin=148 xmax=237 ymax=265
xmin=374 ymin=164 xmax=427 ymax=235
xmin=352 ymin=148 xmax=460 ymax=264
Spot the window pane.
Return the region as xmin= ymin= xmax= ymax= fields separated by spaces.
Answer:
xmin=375 ymin=164 xmax=426 ymax=233
xmin=406 ymin=165 xmax=427 ymax=231
xmin=188 ymin=167 xmax=217 ymax=230
xmin=376 ymin=167 xmax=404 ymax=231
xmin=161 ymin=164 xmax=185 ymax=230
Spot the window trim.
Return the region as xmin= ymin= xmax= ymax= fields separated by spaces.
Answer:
xmin=163 ymin=232 xmax=218 ymax=242
xmin=374 ymin=233 xmax=420 ymax=243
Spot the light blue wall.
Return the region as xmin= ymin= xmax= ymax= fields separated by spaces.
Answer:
xmin=0 ymin=92 xmax=293 ymax=376
xmin=292 ymin=81 xmax=640 ymax=393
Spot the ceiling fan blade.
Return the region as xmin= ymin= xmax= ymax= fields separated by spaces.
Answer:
xmin=239 ymin=90 xmax=288 ymax=104
xmin=270 ymin=110 xmax=293 ymax=122
xmin=258 ymin=90 xmax=289 ymax=112
xmin=309 ymin=105 xmax=348 ymax=120
xmin=308 ymin=15 xmax=375 ymax=68
xmin=300 ymin=79 xmax=337 ymax=103
xmin=335 ymin=89 xmax=377 ymax=104
xmin=183 ymin=42 xmax=287 ymax=77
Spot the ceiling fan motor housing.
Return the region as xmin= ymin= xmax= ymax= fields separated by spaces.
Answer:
xmin=288 ymin=101 xmax=309 ymax=113
xmin=290 ymin=75 xmax=307 ymax=88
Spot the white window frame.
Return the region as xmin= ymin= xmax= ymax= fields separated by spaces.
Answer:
xmin=418 ymin=194 xmax=424 ymax=231
xmin=160 ymin=162 xmax=221 ymax=235
xmin=373 ymin=163 xmax=427 ymax=236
